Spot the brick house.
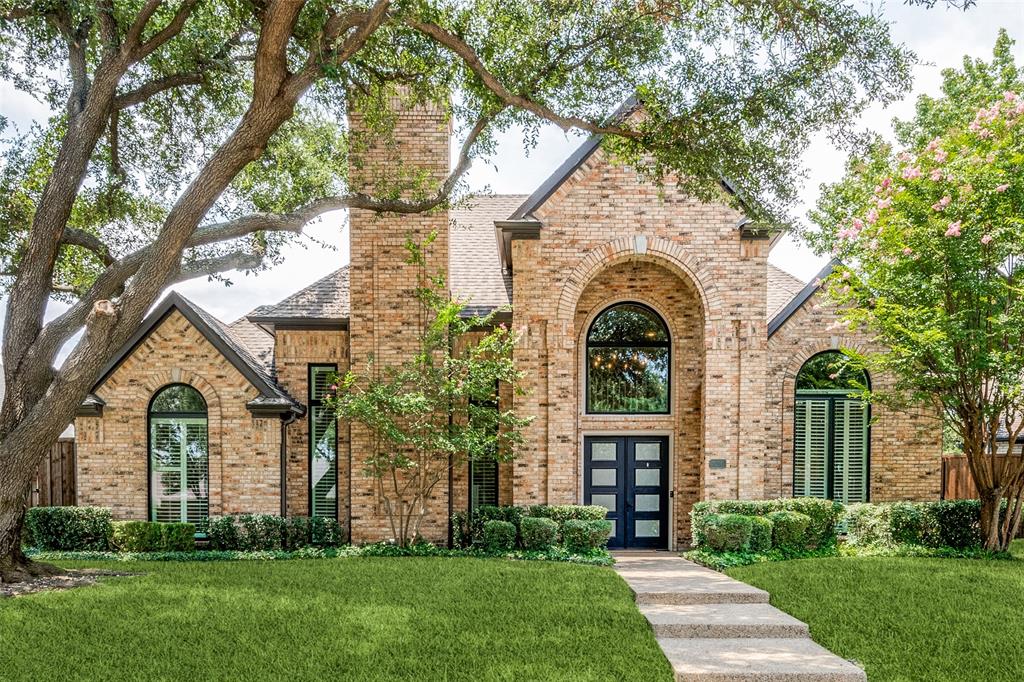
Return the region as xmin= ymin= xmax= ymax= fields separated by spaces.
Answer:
xmin=74 ymin=98 xmax=942 ymax=550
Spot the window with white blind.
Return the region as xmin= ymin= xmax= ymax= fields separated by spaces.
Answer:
xmin=149 ymin=384 xmax=208 ymax=524
xmin=793 ymin=351 xmax=870 ymax=503
xmin=309 ymin=365 xmax=338 ymax=519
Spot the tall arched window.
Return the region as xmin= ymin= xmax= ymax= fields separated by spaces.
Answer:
xmin=149 ymin=384 xmax=209 ymax=524
xmin=586 ymin=303 xmax=670 ymax=414
xmin=794 ymin=351 xmax=870 ymax=504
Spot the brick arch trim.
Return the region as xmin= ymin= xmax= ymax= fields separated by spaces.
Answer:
xmin=141 ymin=370 xmax=224 ymax=416
xmin=556 ymin=236 xmax=720 ymax=324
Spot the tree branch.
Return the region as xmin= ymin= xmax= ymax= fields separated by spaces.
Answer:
xmin=113 ymin=71 xmax=205 ymax=109
xmin=173 ymin=249 xmax=265 ymax=283
xmin=405 ymin=18 xmax=642 ymax=137
xmin=61 ymin=228 xmax=115 ymax=267
xmin=129 ymin=0 xmax=198 ymax=63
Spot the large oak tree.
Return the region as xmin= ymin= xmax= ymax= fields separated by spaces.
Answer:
xmin=0 ymin=0 xmax=917 ymax=580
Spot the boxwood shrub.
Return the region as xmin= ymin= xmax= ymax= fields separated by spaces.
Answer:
xmin=525 ymin=504 xmax=608 ymax=524
xmin=112 ymin=521 xmax=195 ymax=552
xmin=767 ymin=510 xmax=811 ymax=550
xmin=561 ymin=519 xmax=612 ymax=552
xmin=205 ymin=515 xmax=344 ymax=551
xmin=25 ymin=506 xmax=113 ymax=551
xmin=748 ymin=515 xmax=774 ymax=552
xmin=451 ymin=504 xmax=608 ymax=549
xmin=691 ymin=498 xmax=842 ymax=549
xmin=702 ymin=513 xmax=753 ymax=551
xmin=483 ymin=520 xmax=516 ymax=552
xmin=845 ymin=500 xmax=984 ymax=550
xmin=520 ymin=517 xmax=558 ymax=551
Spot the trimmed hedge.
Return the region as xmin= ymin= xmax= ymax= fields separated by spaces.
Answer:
xmin=525 ymin=504 xmax=608 ymax=524
xmin=205 ymin=514 xmax=344 ymax=551
xmin=520 ymin=517 xmax=558 ymax=551
xmin=562 ymin=519 xmax=612 ymax=552
xmin=483 ymin=520 xmax=516 ymax=552
xmin=451 ymin=504 xmax=609 ymax=549
xmin=691 ymin=498 xmax=842 ymax=549
xmin=749 ymin=515 xmax=774 ymax=553
xmin=767 ymin=510 xmax=811 ymax=550
xmin=112 ymin=521 xmax=195 ymax=552
xmin=845 ymin=500 xmax=983 ymax=550
xmin=703 ymin=513 xmax=753 ymax=551
xmin=25 ymin=507 xmax=113 ymax=551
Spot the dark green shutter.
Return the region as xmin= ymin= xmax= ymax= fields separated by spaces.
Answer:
xmin=309 ymin=366 xmax=338 ymax=518
xmin=833 ymin=400 xmax=869 ymax=503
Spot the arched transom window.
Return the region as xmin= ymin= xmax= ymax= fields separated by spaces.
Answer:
xmin=149 ymin=384 xmax=209 ymax=524
xmin=794 ymin=351 xmax=870 ymax=504
xmin=586 ymin=303 xmax=670 ymax=414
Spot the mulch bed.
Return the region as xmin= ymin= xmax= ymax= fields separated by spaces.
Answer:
xmin=1 ymin=569 xmax=139 ymax=598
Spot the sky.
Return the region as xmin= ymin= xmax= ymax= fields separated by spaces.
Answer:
xmin=0 ymin=0 xmax=1022 ymax=340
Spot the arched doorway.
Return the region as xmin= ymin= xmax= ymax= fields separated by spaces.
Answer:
xmin=794 ymin=352 xmax=870 ymax=503
xmin=149 ymin=384 xmax=209 ymax=524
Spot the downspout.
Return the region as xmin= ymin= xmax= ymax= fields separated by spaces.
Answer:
xmin=280 ymin=411 xmax=300 ymax=517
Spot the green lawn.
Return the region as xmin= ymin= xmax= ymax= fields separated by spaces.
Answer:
xmin=0 ymin=557 xmax=672 ymax=682
xmin=728 ymin=540 xmax=1024 ymax=682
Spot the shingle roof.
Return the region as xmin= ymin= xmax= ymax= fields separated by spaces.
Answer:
xmin=247 ymin=267 xmax=350 ymax=322
xmin=768 ymin=260 xmax=837 ymax=338
xmin=226 ymin=317 xmax=275 ymax=370
xmin=767 ymin=264 xmax=807 ymax=322
xmin=93 ymin=292 xmax=302 ymax=415
xmin=450 ymin=195 xmax=527 ymax=315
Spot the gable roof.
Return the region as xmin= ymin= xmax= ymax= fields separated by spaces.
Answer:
xmin=93 ymin=292 xmax=302 ymax=416
xmin=767 ymin=260 xmax=837 ymax=337
xmin=767 ymin=265 xmax=807 ymax=322
xmin=247 ymin=267 xmax=349 ymax=326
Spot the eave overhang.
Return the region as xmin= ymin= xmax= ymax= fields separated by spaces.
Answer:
xmin=495 ymin=219 xmax=542 ymax=274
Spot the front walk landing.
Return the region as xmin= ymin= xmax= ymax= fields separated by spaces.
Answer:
xmin=613 ymin=554 xmax=866 ymax=681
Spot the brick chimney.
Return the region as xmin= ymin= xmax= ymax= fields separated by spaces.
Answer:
xmin=346 ymin=90 xmax=451 ymax=544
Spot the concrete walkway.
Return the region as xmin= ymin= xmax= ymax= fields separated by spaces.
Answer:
xmin=614 ymin=554 xmax=866 ymax=681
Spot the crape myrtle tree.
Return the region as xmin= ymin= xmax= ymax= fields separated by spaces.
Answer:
xmin=326 ymin=235 xmax=530 ymax=547
xmin=808 ymin=31 xmax=1024 ymax=551
xmin=0 ymin=0 xmax=919 ymax=581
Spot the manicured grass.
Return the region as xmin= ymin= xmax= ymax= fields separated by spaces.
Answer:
xmin=728 ymin=540 xmax=1024 ymax=682
xmin=0 ymin=557 xmax=672 ymax=682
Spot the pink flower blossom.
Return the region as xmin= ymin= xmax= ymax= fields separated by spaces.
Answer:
xmin=866 ymin=209 xmax=879 ymax=224
xmin=969 ymin=120 xmax=982 ymax=132
xmin=897 ymin=151 xmax=913 ymax=163
xmin=877 ymin=197 xmax=893 ymax=209
xmin=329 ymin=384 xmax=338 ymax=391
xmin=902 ymin=166 xmax=922 ymax=180
xmin=945 ymin=221 xmax=962 ymax=237
xmin=903 ymin=247 xmax=914 ymax=256
xmin=986 ymin=152 xmax=996 ymax=163
xmin=873 ymin=185 xmax=883 ymax=195
xmin=926 ymin=137 xmax=941 ymax=152
xmin=978 ymin=129 xmax=993 ymax=139
xmin=838 ymin=228 xmax=859 ymax=241
xmin=930 ymin=169 xmax=944 ymax=181
xmin=996 ymin=183 xmax=1010 ymax=193
xmin=868 ymin=239 xmax=879 ymax=251
xmin=842 ymin=271 xmax=851 ymax=280
xmin=931 ymin=195 xmax=951 ymax=212
xmin=933 ymin=149 xmax=948 ymax=163
xmin=852 ymin=218 xmax=864 ymax=230
xmin=981 ymin=234 xmax=993 ymax=245
xmin=961 ymin=184 xmax=973 ymax=195
xmin=1016 ymin=100 xmax=1024 ymax=116
xmin=1004 ymin=91 xmax=1019 ymax=103
xmin=881 ymin=177 xmax=892 ymax=189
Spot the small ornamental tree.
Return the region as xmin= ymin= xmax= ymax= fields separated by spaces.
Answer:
xmin=326 ymin=236 xmax=531 ymax=546
xmin=809 ymin=35 xmax=1024 ymax=551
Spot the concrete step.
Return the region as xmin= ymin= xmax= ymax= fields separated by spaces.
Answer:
xmin=616 ymin=557 xmax=769 ymax=605
xmin=657 ymin=637 xmax=866 ymax=682
xmin=641 ymin=603 xmax=810 ymax=639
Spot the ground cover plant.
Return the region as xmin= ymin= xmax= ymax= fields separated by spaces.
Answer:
xmin=0 ymin=557 xmax=671 ymax=682
xmin=729 ymin=541 xmax=1024 ymax=681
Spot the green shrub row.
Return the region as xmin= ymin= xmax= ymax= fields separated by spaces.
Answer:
xmin=204 ymin=514 xmax=344 ymax=551
xmin=112 ymin=521 xmax=195 ymax=552
xmin=691 ymin=498 xmax=843 ymax=550
xmin=25 ymin=507 xmax=113 ymax=551
xmin=844 ymin=500 xmax=986 ymax=549
xmin=451 ymin=504 xmax=610 ymax=551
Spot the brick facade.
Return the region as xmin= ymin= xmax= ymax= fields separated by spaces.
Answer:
xmin=74 ymin=98 xmax=943 ymax=549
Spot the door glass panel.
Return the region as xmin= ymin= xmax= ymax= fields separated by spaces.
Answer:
xmin=591 ymin=468 xmax=616 ymax=486
xmin=635 ymin=494 xmax=660 ymax=512
xmin=591 ymin=494 xmax=616 ymax=512
xmin=607 ymin=520 xmax=616 ymax=537
xmin=591 ymin=442 xmax=618 ymax=461
xmin=636 ymin=468 xmax=660 ymax=486
xmin=635 ymin=520 xmax=660 ymax=537
xmin=635 ymin=442 xmax=661 ymax=460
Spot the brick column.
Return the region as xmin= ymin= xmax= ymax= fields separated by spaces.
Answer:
xmin=347 ymin=93 xmax=451 ymax=543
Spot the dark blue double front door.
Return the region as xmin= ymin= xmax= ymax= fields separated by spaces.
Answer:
xmin=584 ymin=436 xmax=669 ymax=549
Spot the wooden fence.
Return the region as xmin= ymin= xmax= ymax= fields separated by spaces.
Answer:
xmin=27 ymin=438 xmax=76 ymax=508
xmin=942 ymin=454 xmax=1024 ymax=500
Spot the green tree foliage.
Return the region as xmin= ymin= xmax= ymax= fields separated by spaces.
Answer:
xmin=327 ymin=235 xmax=530 ymax=546
xmin=807 ymin=32 xmax=1024 ymax=551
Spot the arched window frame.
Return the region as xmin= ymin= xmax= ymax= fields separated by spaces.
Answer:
xmin=793 ymin=351 xmax=871 ymax=504
xmin=585 ymin=301 xmax=671 ymax=415
xmin=147 ymin=383 xmax=209 ymax=525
